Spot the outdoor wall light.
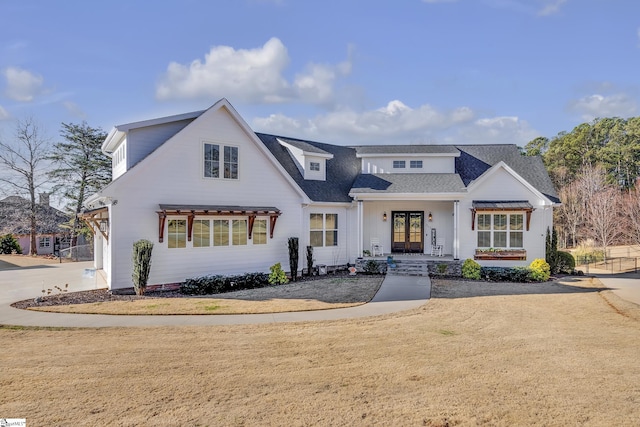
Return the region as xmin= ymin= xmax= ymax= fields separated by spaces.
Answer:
xmin=99 ymin=219 xmax=109 ymax=232
xmin=428 ymin=212 xmax=433 ymax=222
xmin=383 ymin=212 xmax=387 ymax=221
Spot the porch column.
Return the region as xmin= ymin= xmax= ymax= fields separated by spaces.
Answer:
xmin=453 ymin=200 xmax=459 ymax=260
xmin=357 ymin=199 xmax=363 ymax=257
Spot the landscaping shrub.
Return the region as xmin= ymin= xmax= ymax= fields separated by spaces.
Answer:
xmin=462 ymin=259 xmax=481 ymax=280
xmin=363 ymin=259 xmax=381 ymax=274
xmin=132 ymin=239 xmax=153 ymax=295
xmin=288 ymin=237 xmax=299 ymax=281
xmin=0 ymin=234 xmax=21 ymax=254
xmin=180 ymin=272 xmax=270 ymax=295
xmin=306 ymin=245 xmax=314 ymax=276
xmin=269 ymin=262 xmax=289 ymax=285
xmin=529 ymin=258 xmax=551 ymax=282
xmin=556 ymin=251 xmax=576 ymax=273
xmin=480 ymin=266 xmax=531 ymax=282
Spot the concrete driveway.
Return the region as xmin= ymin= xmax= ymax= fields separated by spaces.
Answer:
xmin=594 ymin=272 xmax=640 ymax=306
xmin=0 ymin=261 xmax=431 ymax=328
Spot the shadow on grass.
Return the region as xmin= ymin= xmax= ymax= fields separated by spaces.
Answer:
xmin=432 ymin=279 xmax=608 ymax=299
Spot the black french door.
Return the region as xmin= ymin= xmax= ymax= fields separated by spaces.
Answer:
xmin=391 ymin=211 xmax=424 ymax=253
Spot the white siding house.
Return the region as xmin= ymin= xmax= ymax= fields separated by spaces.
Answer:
xmin=84 ymin=99 xmax=560 ymax=290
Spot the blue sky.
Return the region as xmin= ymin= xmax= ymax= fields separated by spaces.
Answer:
xmin=1 ymin=0 xmax=639 ymax=147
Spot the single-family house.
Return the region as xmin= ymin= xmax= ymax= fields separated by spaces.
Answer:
xmin=0 ymin=194 xmax=71 ymax=255
xmin=82 ymin=99 xmax=559 ymax=290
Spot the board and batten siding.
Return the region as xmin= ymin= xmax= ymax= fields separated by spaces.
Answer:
xmin=458 ymin=167 xmax=553 ymax=266
xmin=301 ymin=204 xmax=354 ymax=268
xmin=104 ymin=106 xmax=306 ymax=289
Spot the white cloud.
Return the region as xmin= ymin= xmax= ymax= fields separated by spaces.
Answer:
xmin=253 ymin=100 xmax=489 ymax=144
xmin=156 ymin=38 xmax=352 ymax=106
xmin=451 ymin=116 xmax=539 ymax=145
xmin=538 ymin=0 xmax=567 ymax=16
xmin=3 ymin=66 xmax=44 ymax=102
xmin=62 ymin=101 xmax=86 ymax=119
xmin=569 ymin=93 xmax=638 ymax=121
xmin=0 ymin=105 xmax=10 ymax=120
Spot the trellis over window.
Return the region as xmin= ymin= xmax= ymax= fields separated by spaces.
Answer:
xmin=156 ymin=204 xmax=281 ymax=243
xmin=470 ymin=201 xmax=534 ymax=231
xmin=79 ymin=206 xmax=109 ymax=241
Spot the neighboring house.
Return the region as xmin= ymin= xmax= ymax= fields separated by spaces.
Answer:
xmin=82 ymin=99 xmax=560 ymax=291
xmin=0 ymin=194 xmax=71 ymax=255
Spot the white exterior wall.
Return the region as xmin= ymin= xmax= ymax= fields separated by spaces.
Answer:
xmin=304 ymin=156 xmax=327 ymax=181
xmin=458 ymin=167 xmax=554 ymax=266
xmin=126 ymin=119 xmax=193 ymax=169
xmin=360 ymin=156 xmax=454 ymax=174
xmin=104 ymin=106 xmax=306 ymax=289
xmin=301 ymin=204 xmax=354 ymax=268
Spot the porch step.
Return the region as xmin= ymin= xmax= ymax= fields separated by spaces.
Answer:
xmin=387 ymin=259 xmax=430 ymax=277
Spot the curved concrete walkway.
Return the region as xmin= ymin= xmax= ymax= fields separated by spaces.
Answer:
xmin=0 ymin=261 xmax=431 ymax=327
xmin=593 ymin=272 xmax=640 ymax=306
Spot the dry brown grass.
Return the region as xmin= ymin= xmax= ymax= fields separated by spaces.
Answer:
xmin=2 ymin=276 xmax=640 ymax=426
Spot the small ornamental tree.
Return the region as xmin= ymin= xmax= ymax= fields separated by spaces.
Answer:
xmin=288 ymin=237 xmax=299 ymax=282
xmin=132 ymin=239 xmax=153 ymax=295
xmin=0 ymin=234 xmax=22 ymax=254
xmin=306 ymin=245 xmax=314 ymax=276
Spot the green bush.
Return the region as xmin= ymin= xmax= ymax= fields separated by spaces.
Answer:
xmin=480 ymin=266 xmax=533 ymax=282
xmin=462 ymin=259 xmax=481 ymax=280
xmin=556 ymin=251 xmax=576 ymax=273
xmin=181 ymin=272 xmax=270 ymax=295
xmin=132 ymin=239 xmax=153 ymax=295
xmin=529 ymin=258 xmax=550 ymax=282
xmin=363 ymin=259 xmax=381 ymax=274
xmin=269 ymin=262 xmax=289 ymax=285
xmin=0 ymin=234 xmax=21 ymax=254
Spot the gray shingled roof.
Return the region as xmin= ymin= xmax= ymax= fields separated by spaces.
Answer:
xmin=472 ymin=201 xmax=533 ymax=210
xmin=0 ymin=196 xmax=70 ymax=235
xmin=350 ymin=174 xmax=466 ymax=194
xmin=455 ymin=145 xmax=560 ymax=203
xmin=256 ymin=133 xmax=360 ymax=203
xmin=277 ymin=137 xmax=333 ymax=156
xmin=355 ymin=145 xmax=460 ymax=155
xmin=256 ymin=134 xmax=558 ymax=203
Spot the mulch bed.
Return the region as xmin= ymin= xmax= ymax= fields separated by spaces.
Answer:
xmin=11 ymin=271 xmax=358 ymax=310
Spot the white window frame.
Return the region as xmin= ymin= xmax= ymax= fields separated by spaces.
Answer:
xmin=253 ymin=219 xmax=268 ymax=245
xmin=310 ymin=213 xmax=338 ymax=247
xmin=167 ymin=219 xmax=187 ymax=249
xmin=476 ymin=213 xmax=524 ymax=249
xmin=203 ymin=142 xmax=239 ymax=180
xmin=392 ymin=160 xmax=406 ymax=169
xmin=309 ymin=161 xmax=320 ymax=171
xmin=410 ymin=160 xmax=423 ymax=169
xmin=39 ymin=236 xmax=51 ymax=248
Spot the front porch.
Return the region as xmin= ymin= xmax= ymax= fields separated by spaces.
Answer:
xmin=356 ymin=199 xmax=461 ymax=259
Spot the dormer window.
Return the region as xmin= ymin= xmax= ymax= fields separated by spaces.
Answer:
xmin=393 ymin=160 xmax=406 ymax=169
xmin=310 ymin=162 xmax=320 ymax=171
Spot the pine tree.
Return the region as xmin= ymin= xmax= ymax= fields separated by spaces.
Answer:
xmin=48 ymin=122 xmax=111 ymax=245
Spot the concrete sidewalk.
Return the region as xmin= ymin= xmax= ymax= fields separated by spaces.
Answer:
xmin=0 ymin=262 xmax=431 ymax=327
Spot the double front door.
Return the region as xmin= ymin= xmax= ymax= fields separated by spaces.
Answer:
xmin=391 ymin=211 xmax=424 ymax=253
